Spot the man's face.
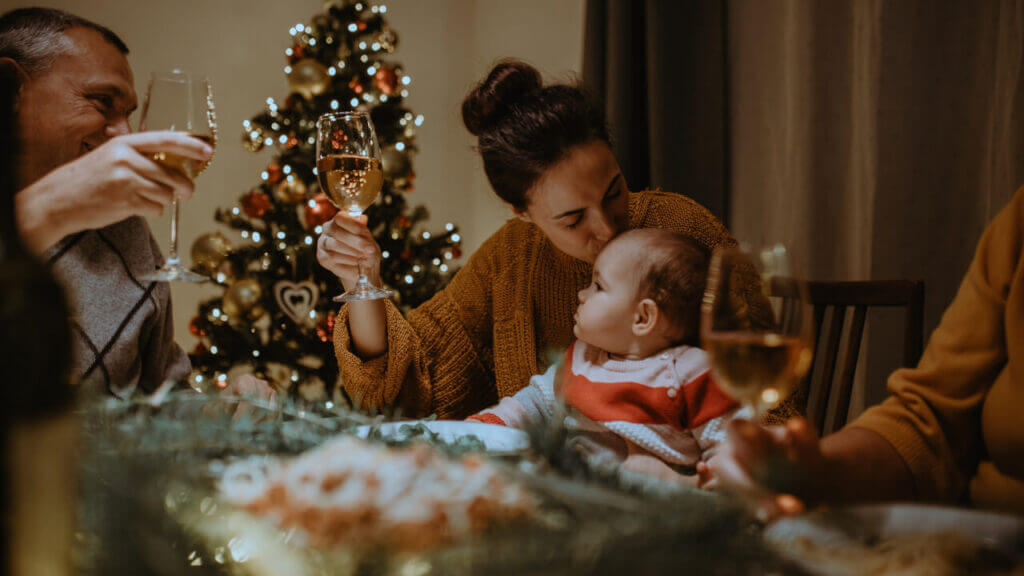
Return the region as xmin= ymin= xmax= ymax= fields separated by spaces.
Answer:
xmin=15 ymin=26 xmax=136 ymax=187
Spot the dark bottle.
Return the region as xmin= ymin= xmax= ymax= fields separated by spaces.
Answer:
xmin=0 ymin=71 xmax=76 ymax=574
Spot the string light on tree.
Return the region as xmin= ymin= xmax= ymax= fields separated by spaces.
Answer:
xmin=190 ymin=0 xmax=462 ymax=400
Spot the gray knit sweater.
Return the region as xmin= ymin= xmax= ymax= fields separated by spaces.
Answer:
xmin=44 ymin=217 xmax=190 ymax=397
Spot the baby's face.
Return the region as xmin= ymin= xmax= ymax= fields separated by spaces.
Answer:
xmin=573 ymin=236 xmax=645 ymax=355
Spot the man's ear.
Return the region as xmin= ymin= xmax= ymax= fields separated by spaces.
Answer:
xmin=0 ymin=58 xmax=28 ymax=103
xmin=632 ymin=298 xmax=659 ymax=337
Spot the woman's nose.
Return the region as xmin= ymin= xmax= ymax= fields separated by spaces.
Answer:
xmin=593 ymin=211 xmax=615 ymax=242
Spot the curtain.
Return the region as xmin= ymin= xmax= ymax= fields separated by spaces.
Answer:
xmin=584 ymin=0 xmax=730 ymax=221
xmin=729 ymin=0 xmax=1024 ymax=410
xmin=586 ymin=0 xmax=1024 ymax=413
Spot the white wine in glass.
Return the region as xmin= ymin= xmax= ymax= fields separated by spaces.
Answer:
xmin=701 ymin=245 xmax=814 ymax=417
xmin=315 ymin=111 xmax=392 ymax=302
xmin=139 ymin=69 xmax=217 ymax=283
xmin=316 ymin=154 xmax=384 ymax=215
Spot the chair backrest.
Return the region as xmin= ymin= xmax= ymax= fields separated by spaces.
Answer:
xmin=768 ymin=279 xmax=925 ymax=435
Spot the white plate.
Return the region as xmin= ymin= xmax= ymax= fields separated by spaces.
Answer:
xmin=354 ymin=420 xmax=531 ymax=455
xmin=765 ymin=503 xmax=1024 ymax=572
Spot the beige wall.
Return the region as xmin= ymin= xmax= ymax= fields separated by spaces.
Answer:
xmin=12 ymin=0 xmax=585 ymax=349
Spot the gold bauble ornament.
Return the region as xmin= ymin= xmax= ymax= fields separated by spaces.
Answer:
xmin=274 ymin=175 xmax=308 ymax=204
xmin=263 ymin=362 xmax=293 ymax=388
xmin=298 ymin=376 xmax=327 ymax=402
xmin=381 ymin=145 xmax=411 ymax=179
xmin=336 ymin=42 xmax=351 ymax=61
xmin=190 ymin=232 xmax=233 ymax=275
xmin=288 ymin=58 xmax=331 ymax=101
xmin=222 ymin=278 xmax=264 ymax=321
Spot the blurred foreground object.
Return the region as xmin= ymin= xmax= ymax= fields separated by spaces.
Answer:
xmin=0 ymin=66 xmax=76 ymax=575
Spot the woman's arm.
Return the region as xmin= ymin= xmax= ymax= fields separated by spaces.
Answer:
xmin=330 ymin=227 xmax=510 ymax=418
xmin=703 ymin=187 xmax=1024 ymax=512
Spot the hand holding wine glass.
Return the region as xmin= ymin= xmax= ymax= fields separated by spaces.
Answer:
xmin=139 ymin=69 xmax=217 ymax=283
xmin=315 ymin=111 xmax=391 ymax=302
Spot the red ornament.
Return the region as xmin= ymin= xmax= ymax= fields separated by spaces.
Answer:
xmin=284 ymin=94 xmax=298 ymax=110
xmin=266 ymin=163 xmax=284 ymax=184
xmin=396 ymin=216 xmax=411 ymax=229
xmin=449 ymin=246 xmax=462 ymax=259
xmin=290 ymin=44 xmax=306 ymax=62
xmin=192 ymin=342 xmax=208 ymax=356
xmin=348 ymin=76 xmax=365 ymax=95
xmin=285 ymin=135 xmax=299 ymax=149
xmin=400 ymin=248 xmax=412 ymax=261
xmin=188 ymin=316 xmax=206 ymax=337
xmin=316 ymin=312 xmax=337 ymax=342
xmin=373 ymin=66 xmax=398 ymax=96
xmin=305 ymin=193 xmax=338 ymax=228
xmin=242 ymin=190 xmax=273 ymax=219
xmin=355 ymin=19 xmax=367 ymax=31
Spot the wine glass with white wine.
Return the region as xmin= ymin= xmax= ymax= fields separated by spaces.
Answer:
xmin=315 ymin=110 xmax=392 ymax=302
xmin=701 ymin=244 xmax=814 ymax=419
xmin=139 ymin=69 xmax=216 ymax=282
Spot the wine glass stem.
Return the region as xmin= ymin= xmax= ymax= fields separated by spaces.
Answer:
xmin=167 ymin=197 xmax=181 ymax=265
xmin=356 ymin=261 xmax=370 ymax=289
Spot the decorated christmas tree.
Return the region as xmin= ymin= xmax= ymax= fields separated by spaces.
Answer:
xmin=187 ymin=0 xmax=462 ymax=402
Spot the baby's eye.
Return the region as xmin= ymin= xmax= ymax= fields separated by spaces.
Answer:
xmin=565 ymin=215 xmax=584 ymax=230
xmin=604 ymin=188 xmax=622 ymax=201
xmin=594 ymin=281 xmax=603 ymax=291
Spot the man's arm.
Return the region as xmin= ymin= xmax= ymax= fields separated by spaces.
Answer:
xmin=15 ymin=131 xmax=211 ymax=253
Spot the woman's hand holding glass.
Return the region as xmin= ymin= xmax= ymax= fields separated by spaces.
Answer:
xmin=316 ymin=212 xmax=383 ymax=292
xmin=698 ymin=417 xmax=826 ymax=521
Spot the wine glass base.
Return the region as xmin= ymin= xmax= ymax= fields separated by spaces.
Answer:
xmin=333 ymin=287 xmax=393 ymax=303
xmin=141 ymin=264 xmax=208 ymax=283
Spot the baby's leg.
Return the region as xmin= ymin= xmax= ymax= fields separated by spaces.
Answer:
xmin=621 ymin=442 xmax=699 ymax=486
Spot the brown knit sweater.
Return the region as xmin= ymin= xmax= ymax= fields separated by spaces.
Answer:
xmin=334 ymin=190 xmax=794 ymax=420
xmin=850 ymin=187 xmax=1024 ymax=512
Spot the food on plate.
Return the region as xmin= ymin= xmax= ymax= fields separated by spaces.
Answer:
xmin=219 ymin=436 xmax=536 ymax=549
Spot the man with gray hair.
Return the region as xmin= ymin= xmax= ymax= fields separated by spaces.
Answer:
xmin=1 ymin=7 xmax=212 ymax=396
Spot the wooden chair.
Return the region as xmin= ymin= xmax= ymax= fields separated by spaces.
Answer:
xmin=769 ymin=278 xmax=925 ymax=435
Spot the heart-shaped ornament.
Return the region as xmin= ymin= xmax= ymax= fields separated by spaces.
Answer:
xmin=274 ymin=280 xmax=320 ymax=324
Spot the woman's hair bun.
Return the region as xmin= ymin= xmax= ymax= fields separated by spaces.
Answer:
xmin=461 ymin=59 xmax=542 ymax=136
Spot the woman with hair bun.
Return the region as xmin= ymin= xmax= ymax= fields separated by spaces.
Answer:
xmin=317 ymin=59 xmax=782 ymax=420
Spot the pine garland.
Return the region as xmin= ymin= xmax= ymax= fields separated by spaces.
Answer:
xmin=75 ymin=391 xmax=798 ymax=575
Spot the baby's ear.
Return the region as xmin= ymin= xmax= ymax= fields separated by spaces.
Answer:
xmin=633 ymin=298 xmax=660 ymax=336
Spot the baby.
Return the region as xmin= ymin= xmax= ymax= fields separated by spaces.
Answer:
xmin=469 ymin=229 xmax=740 ymax=481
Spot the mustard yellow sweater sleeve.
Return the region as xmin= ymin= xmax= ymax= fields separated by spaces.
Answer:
xmin=850 ymin=189 xmax=1023 ymax=501
xmin=333 ymin=228 xmax=506 ymax=418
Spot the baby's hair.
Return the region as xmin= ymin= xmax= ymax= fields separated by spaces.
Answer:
xmin=618 ymin=229 xmax=710 ymax=345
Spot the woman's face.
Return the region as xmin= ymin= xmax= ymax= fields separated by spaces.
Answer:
xmin=519 ymin=141 xmax=629 ymax=264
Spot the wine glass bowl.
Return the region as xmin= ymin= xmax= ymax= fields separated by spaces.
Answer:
xmin=315 ymin=111 xmax=392 ymax=302
xmin=139 ymin=70 xmax=217 ymax=283
xmin=701 ymin=245 xmax=814 ymax=417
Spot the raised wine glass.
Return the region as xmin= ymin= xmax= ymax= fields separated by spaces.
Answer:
xmin=139 ymin=69 xmax=216 ymax=283
xmin=701 ymin=244 xmax=814 ymax=419
xmin=315 ymin=110 xmax=392 ymax=302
